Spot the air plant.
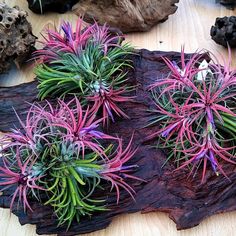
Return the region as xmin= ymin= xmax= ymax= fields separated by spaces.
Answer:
xmin=0 ymin=148 xmax=44 ymax=211
xmin=33 ymin=19 xmax=134 ymax=125
xmin=0 ymin=97 xmax=139 ymax=227
xmin=148 ymin=48 xmax=236 ymax=182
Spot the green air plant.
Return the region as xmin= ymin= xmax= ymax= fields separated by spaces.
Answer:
xmin=33 ymin=19 xmax=134 ymax=126
xmin=147 ymin=48 xmax=236 ymax=182
xmin=0 ymin=97 xmax=140 ymax=228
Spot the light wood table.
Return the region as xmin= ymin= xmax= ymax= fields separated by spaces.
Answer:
xmin=1 ymin=0 xmax=236 ymax=235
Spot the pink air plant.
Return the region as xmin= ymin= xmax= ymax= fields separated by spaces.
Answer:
xmin=33 ymin=19 xmax=122 ymax=63
xmin=88 ymin=86 xmax=132 ymax=126
xmin=149 ymin=48 xmax=204 ymax=92
xmin=176 ymin=131 xmax=236 ymax=182
xmin=36 ymin=98 xmax=117 ymax=157
xmin=149 ymin=48 xmax=236 ymax=182
xmin=34 ymin=19 xmax=92 ymax=62
xmin=0 ymin=149 xmax=44 ymax=211
xmin=2 ymin=106 xmax=49 ymax=153
xmin=100 ymin=136 xmax=141 ymax=203
xmin=47 ymin=98 xmax=116 ymax=157
xmin=149 ymin=92 xmax=197 ymax=150
xmin=0 ymin=97 xmax=140 ymax=225
xmin=3 ymin=97 xmax=116 ymax=159
xmin=89 ymin=22 xmax=122 ymax=55
xmin=34 ymin=19 xmax=133 ymax=126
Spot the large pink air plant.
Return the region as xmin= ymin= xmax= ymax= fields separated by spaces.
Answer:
xmin=33 ymin=19 xmax=134 ymax=126
xmin=0 ymin=97 xmax=139 ymax=226
xmin=148 ymin=48 xmax=236 ymax=182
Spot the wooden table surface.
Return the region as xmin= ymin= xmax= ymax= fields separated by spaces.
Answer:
xmin=1 ymin=0 xmax=236 ymax=235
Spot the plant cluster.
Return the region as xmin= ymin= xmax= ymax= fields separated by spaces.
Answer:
xmin=148 ymin=48 xmax=236 ymax=181
xmin=33 ymin=19 xmax=134 ymax=125
xmin=0 ymin=98 xmax=139 ymax=227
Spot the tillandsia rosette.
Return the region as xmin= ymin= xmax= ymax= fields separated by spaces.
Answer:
xmin=0 ymin=97 xmax=140 ymax=228
xmin=33 ymin=19 xmax=134 ymax=126
xmin=148 ymin=48 xmax=236 ymax=182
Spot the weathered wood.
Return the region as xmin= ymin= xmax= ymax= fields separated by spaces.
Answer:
xmin=0 ymin=50 xmax=236 ymax=235
xmin=73 ymin=0 xmax=179 ymax=33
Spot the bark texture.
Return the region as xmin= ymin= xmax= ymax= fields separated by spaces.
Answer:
xmin=0 ymin=50 xmax=236 ymax=235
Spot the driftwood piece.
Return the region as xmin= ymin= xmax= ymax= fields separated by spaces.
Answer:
xmin=73 ymin=0 xmax=179 ymax=33
xmin=1 ymin=50 xmax=236 ymax=235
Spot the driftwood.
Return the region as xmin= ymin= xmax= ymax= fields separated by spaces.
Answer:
xmin=1 ymin=50 xmax=236 ymax=235
xmin=73 ymin=0 xmax=179 ymax=33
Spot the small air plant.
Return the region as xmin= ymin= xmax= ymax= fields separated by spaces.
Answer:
xmin=33 ymin=19 xmax=134 ymax=125
xmin=0 ymin=97 xmax=139 ymax=227
xmin=0 ymin=148 xmax=44 ymax=211
xmin=148 ymin=48 xmax=236 ymax=182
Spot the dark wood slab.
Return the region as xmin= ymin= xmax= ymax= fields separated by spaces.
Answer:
xmin=0 ymin=50 xmax=235 ymax=235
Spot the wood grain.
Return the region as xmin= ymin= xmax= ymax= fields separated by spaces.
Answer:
xmin=1 ymin=0 xmax=236 ymax=236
